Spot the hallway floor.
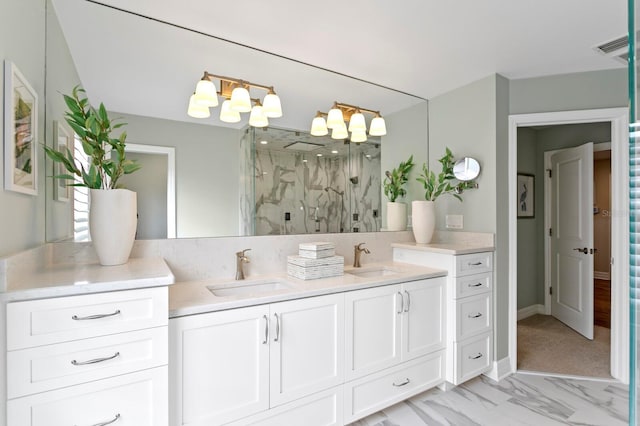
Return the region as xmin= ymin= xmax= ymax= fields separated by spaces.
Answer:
xmin=351 ymin=373 xmax=627 ymax=426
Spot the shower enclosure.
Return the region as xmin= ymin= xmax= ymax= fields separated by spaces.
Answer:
xmin=239 ymin=127 xmax=382 ymax=235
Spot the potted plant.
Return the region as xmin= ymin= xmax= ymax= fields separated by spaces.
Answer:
xmin=413 ymin=148 xmax=477 ymax=243
xmin=383 ymin=155 xmax=415 ymax=231
xmin=44 ymin=86 xmax=141 ymax=265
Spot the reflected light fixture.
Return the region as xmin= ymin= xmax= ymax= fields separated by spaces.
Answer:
xmin=331 ymin=122 xmax=349 ymax=140
xmin=311 ymin=101 xmax=387 ymax=142
xmin=350 ymin=130 xmax=367 ymax=143
xmin=310 ymin=112 xmax=329 ymax=136
xmin=188 ymin=71 xmax=283 ymax=127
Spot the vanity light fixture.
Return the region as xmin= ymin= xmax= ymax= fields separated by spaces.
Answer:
xmin=310 ymin=101 xmax=387 ymax=143
xmin=188 ymin=71 xmax=283 ymax=126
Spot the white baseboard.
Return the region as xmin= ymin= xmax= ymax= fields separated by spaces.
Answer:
xmin=484 ymin=357 xmax=512 ymax=382
xmin=594 ymin=271 xmax=610 ymax=280
xmin=517 ymin=304 xmax=545 ymax=321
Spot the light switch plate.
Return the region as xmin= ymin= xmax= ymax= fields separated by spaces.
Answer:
xmin=446 ymin=214 xmax=463 ymax=229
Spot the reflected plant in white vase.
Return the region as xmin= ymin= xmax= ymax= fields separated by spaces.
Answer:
xmin=382 ymin=155 xmax=414 ymax=231
xmin=413 ymin=148 xmax=477 ymax=244
xmin=44 ymin=86 xmax=141 ymax=266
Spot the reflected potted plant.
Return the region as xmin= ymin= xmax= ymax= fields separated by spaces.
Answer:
xmin=413 ymin=148 xmax=477 ymax=243
xmin=44 ymin=86 xmax=141 ymax=265
xmin=383 ymin=155 xmax=415 ymax=231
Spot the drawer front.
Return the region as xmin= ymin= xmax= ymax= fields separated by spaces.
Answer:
xmin=454 ymin=252 xmax=493 ymax=277
xmin=344 ymin=351 xmax=444 ymax=424
xmin=456 ymin=293 xmax=491 ymax=341
xmin=7 ymin=287 xmax=168 ymax=350
xmin=455 ymin=272 xmax=492 ymax=299
xmin=8 ymin=327 xmax=168 ymax=398
xmin=7 ymin=366 xmax=168 ymax=426
xmin=454 ymin=332 xmax=492 ymax=385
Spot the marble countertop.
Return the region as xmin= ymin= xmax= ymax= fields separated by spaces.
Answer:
xmin=169 ymin=261 xmax=447 ymax=318
xmin=391 ymin=241 xmax=495 ymax=255
xmin=1 ymin=257 xmax=175 ymax=302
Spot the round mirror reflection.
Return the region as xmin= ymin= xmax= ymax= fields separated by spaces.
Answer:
xmin=453 ymin=157 xmax=480 ymax=181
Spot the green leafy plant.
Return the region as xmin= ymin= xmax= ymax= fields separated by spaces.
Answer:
xmin=383 ymin=155 xmax=415 ymax=202
xmin=44 ymin=86 xmax=140 ymax=189
xmin=416 ymin=148 xmax=477 ymax=201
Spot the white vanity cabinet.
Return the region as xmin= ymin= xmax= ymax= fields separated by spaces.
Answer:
xmin=394 ymin=247 xmax=494 ymax=385
xmin=5 ymin=286 xmax=169 ymax=426
xmin=170 ymin=292 xmax=345 ymax=426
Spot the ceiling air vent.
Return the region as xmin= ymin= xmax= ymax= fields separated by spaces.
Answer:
xmin=594 ymin=33 xmax=637 ymax=65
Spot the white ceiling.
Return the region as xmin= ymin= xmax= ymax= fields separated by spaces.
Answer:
xmin=52 ymin=0 xmax=627 ymax=130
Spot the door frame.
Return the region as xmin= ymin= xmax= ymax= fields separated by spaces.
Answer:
xmin=126 ymin=143 xmax=176 ymax=238
xmin=508 ymin=108 xmax=629 ymax=383
xmin=543 ymin=142 xmax=611 ymax=315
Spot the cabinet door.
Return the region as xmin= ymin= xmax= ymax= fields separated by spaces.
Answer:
xmin=345 ymin=285 xmax=402 ymax=381
xmin=270 ymin=293 xmax=344 ymax=407
xmin=170 ymin=305 xmax=270 ymax=426
xmin=401 ymin=278 xmax=446 ymax=361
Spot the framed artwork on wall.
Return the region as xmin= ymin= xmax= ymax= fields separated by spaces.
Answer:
xmin=517 ymin=173 xmax=534 ymax=218
xmin=53 ymin=121 xmax=71 ymax=202
xmin=3 ymin=60 xmax=38 ymax=195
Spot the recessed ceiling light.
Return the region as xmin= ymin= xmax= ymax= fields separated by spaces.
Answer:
xmin=317 ymin=153 xmax=323 ymax=157
xmin=366 ymin=154 xmax=371 ymax=158
xmin=262 ymin=171 xmax=268 ymax=175
xmin=302 ymin=159 xmax=308 ymax=163
xmin=260 ymin=140 xmax=268 ymax=145
xmin=331 ymin=150 xmax=338 ymax=154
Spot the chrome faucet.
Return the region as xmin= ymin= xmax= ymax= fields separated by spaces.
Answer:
xmin=235 ymin=249 xmax=251 ymax=280
xmin=353 ymin=243 xmax=371 ymax=268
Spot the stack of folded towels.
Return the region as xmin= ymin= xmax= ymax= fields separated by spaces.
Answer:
xmin=287 ymin=242 xmax=344 ymax=280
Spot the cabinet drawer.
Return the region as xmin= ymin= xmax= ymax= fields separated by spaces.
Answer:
xmin=344 ymin=351 xmax=444 ymax=424
xmin=456 ymin=293 xmax=491 ymax=341
xmin=7 ymin=287 xmax=167 ymax=350
xmin=7 ymin=366 xmax=168 ymax=426
xmin=8 ymin=327 xmax=168 ymax=398
xmin=454 ymin=332 xmax=492 ymax=384
xmin=455 ymin=272 xmax=492 ymax=299
xmin=454 ymin=252 xmax=492 ymax=277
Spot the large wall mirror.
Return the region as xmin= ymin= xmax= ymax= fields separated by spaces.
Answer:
xmin=44 ymin=0 xmax=427 ymax=241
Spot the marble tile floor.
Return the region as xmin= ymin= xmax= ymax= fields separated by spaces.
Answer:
xmin=350 ymin=373 xmax=628 ymax=426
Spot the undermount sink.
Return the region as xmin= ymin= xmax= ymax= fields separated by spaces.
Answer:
xmin=347 ymin=267 xmax=400 ymax=278
xmin=208 ymin=280 xmax=293 ymax=297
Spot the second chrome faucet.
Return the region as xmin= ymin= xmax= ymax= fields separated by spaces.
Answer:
xmin=236 ymin=248 xmax=251 ymax=280
xmin=353 ymin=243 xmax=371 ymax=268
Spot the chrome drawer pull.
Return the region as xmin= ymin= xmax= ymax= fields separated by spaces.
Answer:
xmin=81 ymin=413 xmax=121 ymax=426
xmin=262 ymin=315 xmax=269 ymax=344
xmin=71 ymin=352 xmax=120 ymax=366
xmin=468 ymin=282 xmax=483 ymax=287
xmin=274 ymin=313 xmax=280 ymax=342
xmin=468 ymin=312 xmax=483 ymax=319
xmin=468 ymin=353 xmax=483 ymax=360
xmin=468 ymin=261 xmax=483 ymax=266
xmin=392 ymin=378 xmax=410 ymax=387
xmin=404 ymin=291 xmax=410 ymax=313
xmin=397 ymin=292 xmax=404 ymax=314
xmin=72 ymin=310 xmax=121 ymax=321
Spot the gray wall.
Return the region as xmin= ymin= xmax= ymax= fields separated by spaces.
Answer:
xmin=113 ymin=113 xmax=243 ymax=238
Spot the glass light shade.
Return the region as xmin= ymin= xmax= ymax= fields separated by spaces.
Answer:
xmin=350 ymin=130 xmax=367 ymax=143
xmin=194 ymin=80 xmax=218 ymax=107
xmin=326 ymin=108 xmax=344 ymax=129
xmin=310 ymin=116 xmax=328 ymax=136
xmin=219 ymin=100 xmax=241 ymax=123
xmin=187 ymin=94 xmax=210 ymax=118
xmin=369 ymin=116 xmax=387 ymax=136
xmin=262 ymin=93 xmax=283 ymax=118
xmin=230 ymin=87 xmax=252 ymax=112
xmin=249 ymin=105 xmax=269 ymax=127
xmin=331 ymin=122 xmax=348 ymax=140
xmin=348 ymin=112 xmax=367 ymax=132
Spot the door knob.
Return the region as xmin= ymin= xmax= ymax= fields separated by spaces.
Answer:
xmin=573 ymin=247 xmax=588 ymax=254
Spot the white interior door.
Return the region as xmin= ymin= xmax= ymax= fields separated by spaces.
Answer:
xmin=550 ymin=142 xmax=594 ymax=339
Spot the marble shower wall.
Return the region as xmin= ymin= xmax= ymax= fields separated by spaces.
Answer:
xmin=238 ymin=128 xmax=254 ymax=236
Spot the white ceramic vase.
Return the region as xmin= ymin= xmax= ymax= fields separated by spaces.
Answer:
xmin=386 ymin=201 xmax=407 ymax=231
xmin=89 ymin=188 xmax=137 ymax=266
xmin=411 ymin=200 xmax=436 ymax=244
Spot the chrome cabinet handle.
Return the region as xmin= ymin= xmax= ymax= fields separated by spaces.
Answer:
xmin=468 ymin=261 xmax=483 ymax=266
xmin=468 ymin=353 xmax=483 ymax=360
xmin=81 ymin=413 xmax=121 ymax=426
xmin=262 ymin=315 xmax=269 ymax=344
xmin=404 ymin=291 xmax=410 ymax=312
xmin=397 ymin=292 xmax=404 ymax=314
xmin=468 ymin=312 xmax=483 ymax=319
xmin=274 ymin=313 xmax=280 ymax=342
xmin=392 ymin=378 xmax=410 ymax=387
xmin=71 ymin=352 xmax=120 ymax=366
xmin=72 ymin=310 xmax=121 ymax=321
xmin=468 ymin=282 xmax=483 ymax=287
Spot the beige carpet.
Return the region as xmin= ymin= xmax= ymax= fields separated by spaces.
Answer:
xmin=517 ymin=314 xmax=611 ymax=378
